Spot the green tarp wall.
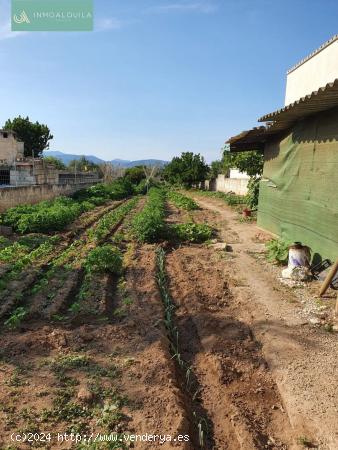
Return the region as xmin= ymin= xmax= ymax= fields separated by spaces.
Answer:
xmin=257 ymin=107 xmax=338 ymax=262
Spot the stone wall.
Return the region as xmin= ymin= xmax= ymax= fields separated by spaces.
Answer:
xmin=0 ymin=183 xmax=95 ymax=212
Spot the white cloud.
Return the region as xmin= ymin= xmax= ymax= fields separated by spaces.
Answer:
xmin=149 ymin=1 xmax=217 ymax=14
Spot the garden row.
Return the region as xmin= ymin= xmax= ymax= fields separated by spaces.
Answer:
xmin=0 ymin=178 xmax=144 ymax=234
xmin=2 ymin=198 xmax=140 ymax=327
xmin=131 ymin=188 xmax=213 ymax=244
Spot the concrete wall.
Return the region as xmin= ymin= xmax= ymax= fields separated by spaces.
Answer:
xmin=0 ymin=183 xmax=95 ymax=212
xmin=0 ymin=131 xmax=24 ymax=165
xmin=229 ymin=168 xmax=249 ymax=179
xmin=205 ymin=174 xmax=248 ymax=195
xmin=285 ymin=36 xmax=338 ymax=105
xmin=10 ymin=160 xmax=59 ymax=186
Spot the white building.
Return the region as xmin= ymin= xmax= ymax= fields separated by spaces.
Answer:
xmin=285 ymin=34 xmax=338 ymax=105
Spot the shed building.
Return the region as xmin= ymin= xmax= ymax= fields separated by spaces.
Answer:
xmin=227 ymin=35 xmax=338 ymax=262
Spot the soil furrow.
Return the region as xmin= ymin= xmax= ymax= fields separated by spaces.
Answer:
xmin=165 ymin=246 xmax=291 ymax=449
xmin=0 ymin=201 xmax=127 ymax=321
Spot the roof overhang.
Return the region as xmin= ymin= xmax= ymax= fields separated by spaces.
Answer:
xmin=226 ymin=125 xmax=286 ymax=152
xmin=226 ymin=78 xmax=338 ymax=152
xmin=259 ymin=78 xmax=338 ymax=125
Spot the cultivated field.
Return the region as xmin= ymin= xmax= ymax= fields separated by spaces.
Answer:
xmin=0 ymin=185 xmax=336 ymax=450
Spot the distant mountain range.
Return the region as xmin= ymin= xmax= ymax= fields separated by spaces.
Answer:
xmin=43 ymin=151 xmax=168 ymax=168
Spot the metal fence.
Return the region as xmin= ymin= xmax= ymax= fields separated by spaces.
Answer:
xmin=0 ymin=168 xmax=10 ymax=186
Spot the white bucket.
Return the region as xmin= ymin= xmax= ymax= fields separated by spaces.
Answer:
xmin=288 ymin=244 xmax=311 ymax=269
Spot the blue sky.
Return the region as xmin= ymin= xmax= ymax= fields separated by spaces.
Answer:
xmin=1 ymin=0 xmax=338 ymax=162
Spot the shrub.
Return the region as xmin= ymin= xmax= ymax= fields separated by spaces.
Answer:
xmin=87 ymin=196 xmax=106 ymax=206
xmin=79 ymin=201 xmax=95 ymax=212
xmin=84 ymin=245 xmax=122 ymax=274
xmin=171 ymin=222 xmax=212 ymax=243
xmin=167 ymin=191 xmax=198 ymax=210
xmin=72 ymin=179 xmax=134 ymax=204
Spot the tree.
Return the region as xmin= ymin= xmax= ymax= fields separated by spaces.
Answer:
xmin=123 ymin=166 xmax=146 ymax=184
xmin=43 ymin=156 xmax=66 ymax=170
xmin=222 ymin=148 xmax=264 ymax=210
xmin=222 ymin=149 xmax=263 ymax=177
xmin=4 ymin=116 xmax=53 ymax=158
xmin=68 ymin=156 xmax=99 ymax=172
xmin=209 ymin=160 xmax=226 ymax=179
xmin=163 ymin=152 xmax=209 ymax=187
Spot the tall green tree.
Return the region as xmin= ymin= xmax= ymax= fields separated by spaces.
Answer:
xmin=209 ymin=160 xmax=226 ymax=179
xmin=222 ymin=148 xmax=264 ymax=210
xmin=4 ymin=116 xmax=53 ymax=158
xmin=123 ymin=166 xmax=146 ymax=184
xmin=43 ymin=156 xmax=66 ymax=170
xmin=163 ymin=152 xmax=209 ymax=187
xmin=68 ymin=156 xmax=99 ymax=172
xmin=222 ymin=149 xmax=263 ymax=177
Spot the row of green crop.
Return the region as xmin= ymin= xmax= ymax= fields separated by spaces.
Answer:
xmin=131 ymin=188 xmax=166 ymax=243
xmin=50 ymin=198 xmax=139 ymax=270
xmin=3 ymin=199 xmax=140 ymax=326
xmin=0 ymin=236 xmax=60 ymax=292
xmin=0 ymin=199 xmax=136 ymax=291
xmin=156 ymin=247 xmax=208 ymax=447
xmin=0 ymin=178 xmax=138 ymax=234
xmin=131 ymin=188 xmax=212 ymax=244
xmin=66 ymin=198 xmax=142 ymax=316
xmin=167 ymin=190 xmax=199 ymax=210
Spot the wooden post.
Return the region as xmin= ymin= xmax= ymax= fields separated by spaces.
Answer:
xmin=319 ymin=259 xmax=338 ymax=297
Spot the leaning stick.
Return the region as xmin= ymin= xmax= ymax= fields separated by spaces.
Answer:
xmin=319 ymin=259 xmax=338 ymax=297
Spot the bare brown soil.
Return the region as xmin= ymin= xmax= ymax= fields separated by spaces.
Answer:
xmin=187 ymin=193 xmax=338 ymax=450
xmin=0 ymin=194 xmax=336 ymax=450
xmin=165 ymin=245 xmax=291 ymax=450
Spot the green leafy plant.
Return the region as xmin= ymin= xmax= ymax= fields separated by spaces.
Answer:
xmin=4 ymin=307 xmax=27 ymax=329
xmin=132 ymin=188 xmax=166 ymax=243
xmin=246 ymin=177 xmax=261 ymax=210
xmin=266 ymin=239 xmax=289 ymax=264
xmin=167 ymin=191 xmax=199 ymax=210
xmin=1 ymin=179 xmax=137 ymax=235
xmin=0 ymin=236 xmax=10 ymax=250
xmin=84 ymin=245 xmax=122 ymax=275
xmin=171 ymin=222 xmax=213 ymax=243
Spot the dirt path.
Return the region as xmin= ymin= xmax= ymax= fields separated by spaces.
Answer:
xmin=187 ymin=193 xmax=338 ymax=450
